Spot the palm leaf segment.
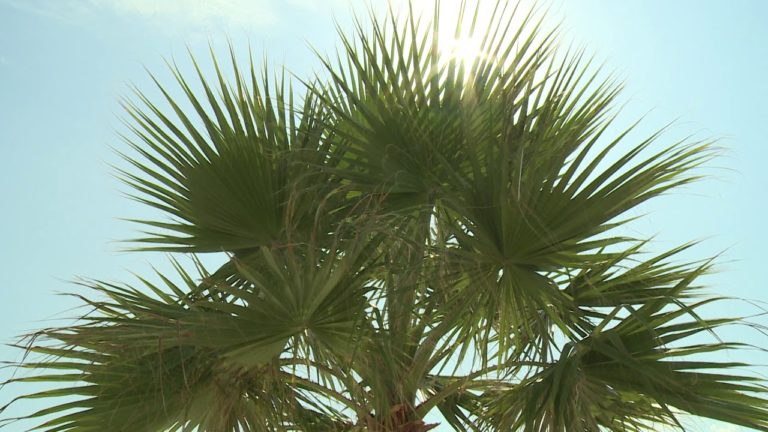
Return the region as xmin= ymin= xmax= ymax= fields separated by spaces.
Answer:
xmin=3 ymin=1 xmax=768 ymax=431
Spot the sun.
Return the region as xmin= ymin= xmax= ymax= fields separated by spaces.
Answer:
xmin=387 ymin=0 xmax=537 ymax=72
xmin=439 ymin=35 xmax=487 ymax=69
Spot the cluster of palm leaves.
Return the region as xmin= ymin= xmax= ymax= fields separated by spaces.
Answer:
xmin=3 ymin=1 xmax=768 ymax=431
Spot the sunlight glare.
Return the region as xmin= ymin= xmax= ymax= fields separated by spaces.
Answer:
xmin=440 ymin=35 xmax=485 ymax=68
xmin=388 ymin=0 xmax=535 ymax=71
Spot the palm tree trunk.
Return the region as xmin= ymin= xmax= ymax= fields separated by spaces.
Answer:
xmin=364 ymin=404 xmax=438 ymax=432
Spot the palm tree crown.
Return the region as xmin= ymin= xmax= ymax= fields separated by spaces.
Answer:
xmin=3 ymin=1 xmax=768 ymax=431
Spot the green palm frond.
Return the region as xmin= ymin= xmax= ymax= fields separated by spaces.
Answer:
xmin=119 ymin=47 xmax=344 ymax=253
xmin=315 ymin=0 xmax=715 ymax=359
xmin=1 ymin=262 xmax=362 ymax=431
xmin=3 ymin=1 xmax=767 ymax=431
xmin=480 ymin=267 xmax=768 ymax=431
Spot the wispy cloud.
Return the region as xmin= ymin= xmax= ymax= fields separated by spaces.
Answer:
xmin=285 ymin=0 xmax=356 ymax=12
xmin=0 ymin=0 xmax=277 ymax=29
xmin=0 ymin=0 xmax=427 ymax=28
xmin=96 ymin=0 xmax=276 ymax=27
xmin=0 ymin=0 xmax=92 ymax=22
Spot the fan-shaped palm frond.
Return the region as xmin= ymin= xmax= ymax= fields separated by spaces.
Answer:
xmin=1 ymin=260 xmax=366 ymax=431
xmin=119 ymin=47 xmax=347 ymax=253
xmin=479 ymin=266 xmax=768 ymax=431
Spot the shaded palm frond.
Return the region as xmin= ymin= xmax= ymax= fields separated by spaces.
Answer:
xmin=480 ymin=266 xmax=768 ymax=431
xmin=120 ymin=47 xmax=345 ymax=253
xmin=1 ymin=258 xmax=375 ymax=431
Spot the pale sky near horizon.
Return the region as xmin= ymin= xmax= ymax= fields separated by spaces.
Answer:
xmin=1 ymin=1 xmax=767 ymax=431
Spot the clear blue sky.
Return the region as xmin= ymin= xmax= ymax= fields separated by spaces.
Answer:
xmin=1 ymin=1 xmax=766 ymax=431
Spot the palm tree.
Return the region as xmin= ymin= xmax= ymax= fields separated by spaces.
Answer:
xmin=3 ymin=1 xmax=768 ymax=430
